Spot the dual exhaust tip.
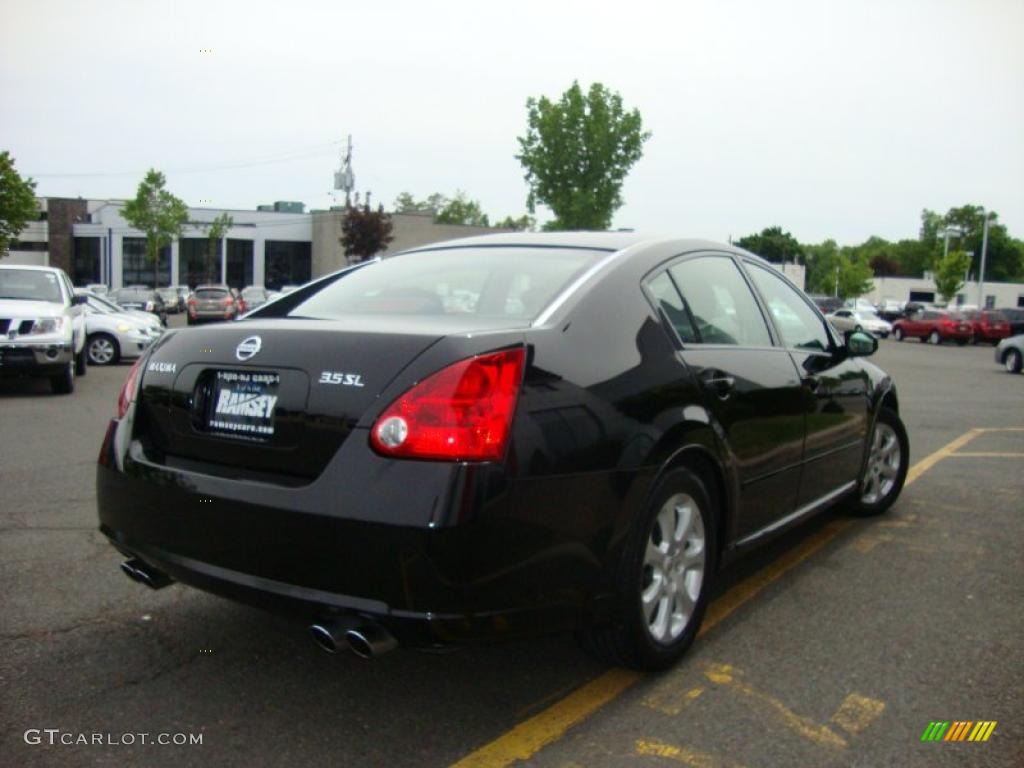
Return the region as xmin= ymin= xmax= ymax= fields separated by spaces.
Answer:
xmin=309 ymin=617 xmax=397 ymax=659
xmin=120 ymin=559 xmax=173 ymax=590
xmin=119 ymin=559 xmax=395 ymax=658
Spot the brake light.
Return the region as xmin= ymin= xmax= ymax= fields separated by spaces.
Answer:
xmin=188 ymin=297 xmax=197 ymax=306
xmin=117 ymin=357 xmax=145 ymax=419
xmin=222 ymin=297 xmax=234 ymax=306
xmin=370 ymin=347 xmax=526 ymax=461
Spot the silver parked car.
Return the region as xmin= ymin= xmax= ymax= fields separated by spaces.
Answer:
xmin=826 ymin=308 xmax=893 ymax=338
xmin=995 ymin=334 xmax=1023 ymax=374
xmin=76 ymin=291 xmax=161 ymax=365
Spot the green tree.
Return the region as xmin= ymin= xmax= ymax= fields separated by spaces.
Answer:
xmin=435 ymin=191 xmax=490 ymax=227
xmin=933 ymin=249 xmax=972 ymax=303
xmin=121 ymin=169 xmax=189 ymax=287
xmin=892 ymin=238 xmax=934 ymax=278
xmin=341 ymin=203 xmax=394 ymax=262
xmin=735 ymin=226 xmax=804 ymax=264
xmin=516 ymin=81 xmax=650 ymax=230
xmin=393 ymin=191 xmax=447 ymax=215
xmin=804 ymin=239 xmax=843 ymax=295
xmin=493 ymin=214 xmax=536 ymax=232
xmin=836 ymin=251 xmax=874 ymax=299
xmin=202 ymin=212 xmax=233 ymax=284
xmin=0 ymin=151 xmax=38 ymax=256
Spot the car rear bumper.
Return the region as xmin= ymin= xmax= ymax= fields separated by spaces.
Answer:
xmin=96 ymin=418 xmax=627 ymax=644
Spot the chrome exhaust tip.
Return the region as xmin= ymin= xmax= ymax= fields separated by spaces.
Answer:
xmin=120 ymin=559 xmax=172 ymax=590
xmin=345 ymin=623 xmax=398 ymax=659
xmin=309 ymin=617 xmax=359 ymax=654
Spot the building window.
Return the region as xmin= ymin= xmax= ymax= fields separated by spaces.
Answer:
xmin=984 ymin=295 xmax=995 ymax=309
xmin=264 ymin=240 xmax=310 ymax=291
xmin=179 ymin=238 xmax=220 ymax=287
xmin=8 ymin=240 xmax=49 ymax=252
xmin=73 ymin=237 xmax=101 ymax=285
xmin=227 ymin=239 xmax=254 ymax=289
xmin=909 ymin=290 xmax=935 ymax=303
xmin=122 ymin=237 xmax=171 ymax=287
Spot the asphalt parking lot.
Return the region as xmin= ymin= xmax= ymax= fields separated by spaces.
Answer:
xmin=1 ymin=326 xmax=1021 ymax=768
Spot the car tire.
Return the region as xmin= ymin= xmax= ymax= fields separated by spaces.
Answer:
xmin=894 ymin=327 xmax=904 ymax=342
xmin=87 ymin=333 xmax=120 ymax=366
xmin=970 ymin=333 xmax=978 ymax=345
xmin=928 ymin=330 xmax=941 ymax=345
xmin=74 ymin=345 xmax=87 ymax=376
xmin=187 ymin=316 xmax=194 ymax=326
xmin=579 ymin=466 xmax=717 ymax=671
xmin=51 ymin=361 xmax=75 ymax=395
xmin=1005 ymin=348 xmax=1023 ymax=374
xmin=844 ymin=407 xmax=909 ymax=517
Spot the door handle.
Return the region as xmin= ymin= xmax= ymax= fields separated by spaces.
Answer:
xmin=699 ymin=369 xmax=735 ymax=398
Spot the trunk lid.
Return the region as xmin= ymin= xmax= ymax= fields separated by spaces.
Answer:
xmin=134 ymin=319 xmax=444 ymax=482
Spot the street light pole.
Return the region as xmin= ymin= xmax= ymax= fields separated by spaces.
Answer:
xmin=977 ymin=212 xmax=991 ymax=308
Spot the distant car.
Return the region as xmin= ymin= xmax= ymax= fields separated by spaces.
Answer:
xmin=809 ymin=295 xmax=844 ymax=314
xmin=995 ymin=335 xmax=1023 ymax=374
xmin=892 ymin=310 xmax=972 ymax=345
xmin=239 ymin=286 xmax=271 ymax=314
xmin=85 ymin=283 xmax=109 ymax=297
xmin=111 ymin=288 xmax=169 ymax=326
xmin=827 ymin=309 xmax=893 ymax=338
xmin=0 ymin=264 xmax=88 ymax=393
xmin=77 ymin=291 xmax=160 ymax=365
xmin=77 ymin=290 xmax=163 ymax=335
xmin=187 ymin=284 xmax=239 ymax=325
xmin=960 ymin=310 xmax=1012 ymax=345
xmin=876 ymin=299 xmax=905 ymax=322
xmin=845 ymin=298 xmax=878 ymax=314
xmin=157 ymin=287 xmax=185 ymax=314
xmin=997 ymin=308 xmax=1024 ymax=337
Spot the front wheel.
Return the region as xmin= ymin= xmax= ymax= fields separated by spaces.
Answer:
xmin=844 ymin=408 xmax=909 ymax=517
xmin=1005 ymin=348 xmax=1023 ymax=374
xmin=51 ymin=361 xmax=75 ymax=394
xmin=87 ymin=333 xmax=120 ymax=366
xmin=580 ymin=467 xmax=716 ymax=670
xmin=75 ymin=345 xmax=87 ymax=376
xmin=928 ymin=330 xmax=941 ymax=345
xmin=894 ymin=327 xmax=904 ymax=342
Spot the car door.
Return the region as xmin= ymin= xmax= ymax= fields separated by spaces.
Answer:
xmin=651 ymin=253 xmax=808 ymax=542
xmin=743 ymin=262 xmax=870 ymax=508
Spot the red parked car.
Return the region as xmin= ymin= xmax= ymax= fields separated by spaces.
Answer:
xmin=961 ymin=309 xmax=1012 ymax=345
xmin=892 ymin=310 xmax=973 ymax=345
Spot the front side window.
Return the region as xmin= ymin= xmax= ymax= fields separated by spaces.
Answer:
xmin=746 ymin=263 xmax=832 ymax=352
xmin=667 ymin=256 xmax=771 ymax=346
xmin=646 ymin=271 xmax=698 ymax=343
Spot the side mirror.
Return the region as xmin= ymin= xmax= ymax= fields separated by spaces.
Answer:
xmin=846 ymin=330 xmax=877 ymax=357
xmin=71 ymin=294 xmax=88 ymax=306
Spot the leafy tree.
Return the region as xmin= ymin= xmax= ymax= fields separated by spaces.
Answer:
xmin=435 ymin=191 xmax=490 ymax=227
xmin=121 ymin=169 xmax=189 ymax=287
xmin=341 ymin=203 xmax=394 ymax=262
xmin=933 ymin=249 xmax=972 ymax=302
xmin=804 ymin=240 xmax=843 ymax=295
xmin=0 ymin=151 xmax=38 ymax=256
xmin=203 ymin=212 xmax=233 ymax=283
xmin=393 ymin=191 xmax=447 ymax=215
xmin=837 ymin=251 xmax=875 ymax=299
xmin=891 ymin=238 xmax=934 ymax=278
xmin=735 ymin=226 xmax=804 ymax=264
xmin=516 ymin=80 xmax=651 ymax=230
xmin=920 ymin=204 xmax=1023 ymax=282
xmin=493 ymin=214 xmax=536 ymax=232
xmin=869 ymin=253 xmax=901 ymax=277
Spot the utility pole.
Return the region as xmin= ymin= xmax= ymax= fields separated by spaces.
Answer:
xmin=977 ymin=212 xmax=991 ymax=308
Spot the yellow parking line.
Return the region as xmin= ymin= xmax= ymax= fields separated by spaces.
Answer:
xmin=948 ymin=452 xmax=1024 ymax=458
xmin=635 ymin=738 xmax=749 ymax=767
xmin=448 ymin=428 xmax=987 ymax=768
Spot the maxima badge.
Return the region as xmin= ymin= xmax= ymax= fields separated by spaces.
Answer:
xmin=235 ymin=336 xmax=262 ymax=361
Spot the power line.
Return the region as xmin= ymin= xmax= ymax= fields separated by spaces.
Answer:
xmin=28 ymin=141 xmax=343 ymax=179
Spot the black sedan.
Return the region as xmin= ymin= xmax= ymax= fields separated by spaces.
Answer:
xmin=111 ymin=287 xmax=169 ymax=326
xmin=97 ymin=233 xmax=909 ymax=669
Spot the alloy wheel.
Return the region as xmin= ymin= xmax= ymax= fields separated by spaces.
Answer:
xmin=861 ymin=422 xmax=901 ymax=505
xmin=88 ymin=337 xmax=116 ymax=365
xmin=641 ymin=493 xmax=706 ymax=644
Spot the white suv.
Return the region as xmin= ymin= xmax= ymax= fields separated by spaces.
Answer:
xmin=0 ymin=264 xmax=88 ymax=393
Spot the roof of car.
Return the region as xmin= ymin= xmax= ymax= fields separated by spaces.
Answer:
xmin=0 ymin=263 xmax=63 ymax=272
xmin=398 ymin=231 xmax=736 ymax=256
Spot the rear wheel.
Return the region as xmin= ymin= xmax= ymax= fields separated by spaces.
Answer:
xmin=1005 ymin=349 xmax=1023 ymax=374
xmin=928 ymin=330 xmax=941 ymax=345
xmin=580 ymin=467 xmax=716 ymax=670
xmin=50 ymin=361 xmax=74 ymax=394
xmin=844 ymin=408 xmax=908 ymax=516
xmin=87 ymin=333 xmax=120 ymax=366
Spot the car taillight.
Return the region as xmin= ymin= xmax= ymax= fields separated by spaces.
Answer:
xmin=188 ymin=297 xmax=197 ymax=306
xmin=117 ymin=357 xmax=145 ymax=419
xmin=223 ymin=297 xmax=234 ymax=306
xmin=370 ymin=347 xmax=526 ymax=462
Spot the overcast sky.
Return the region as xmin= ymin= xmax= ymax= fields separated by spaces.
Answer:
xmin=2 ymin=0 xmax=1022 ymax=245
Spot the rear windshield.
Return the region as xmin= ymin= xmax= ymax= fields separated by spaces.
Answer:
xmin=114 ymin=289 xmax=151 ymax=301
xmin=195 ymin=289 xmax=229 ymax=299
xmin=0 ymin=269 xmax=63 ymax=303
xmin=984 ymin=311 xmax=1007 ymax=322
xmin=287 ymin=247 xmax=606 ymax=321
xmin=241 ymin=288 xmax=265 ymax=299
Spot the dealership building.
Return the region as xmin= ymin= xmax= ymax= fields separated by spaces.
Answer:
xmin=2 ymin=197 xmax=502 ymax=291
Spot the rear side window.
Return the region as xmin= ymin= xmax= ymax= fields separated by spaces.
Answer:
xmin=646 ymin=272 xmax=698 ymax=343
xmin=288 ymin=248 xmax=605 ymax=321
xmin=668 ymin=256 xmax=772 ymax=347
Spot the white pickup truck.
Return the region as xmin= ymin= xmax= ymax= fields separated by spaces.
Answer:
xmin=0 ymin=264 xmax=88 ymax=393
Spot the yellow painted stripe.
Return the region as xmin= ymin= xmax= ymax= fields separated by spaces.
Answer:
xmin=635 ymin=738 xmax=748 ymax=767
xmin=968 ymin=722 xmax=985 ymax=741
xmin=905 ymin=429 xmax=984 ymax=486
xmin=981 ymin=721 xmax=997 ymax=741
xmin=949 ymin=452 xmax=1024 ymax=458
xmin=449 ymin=430 xmax=981 ymax=767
